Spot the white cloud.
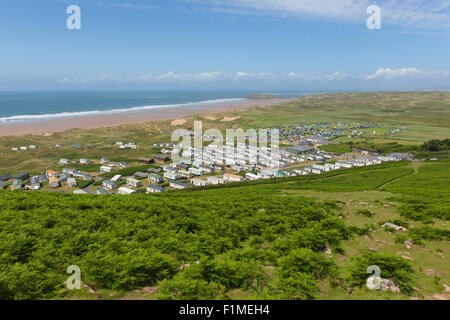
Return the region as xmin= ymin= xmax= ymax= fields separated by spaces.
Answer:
xmin=140 ymin=70 xmax=273 ymax=82
xmin=324 ymin=71 xmax=347 ymax=80
xmin=153 ymin=71 xmax=226 ymax=81
xmin=233 ymin=72 xmax=274 ymax=81
xmin=287 ymin=72 xmax=307 ymax=79
xmin=287 ymin=71 xmax=347 ymax=80
xmin=192 ymin=71 xmax=225 ymax=81
xmin=139 ymin=73 xmax=154 ymax=81
xmin=367 ymin=67 xmax=422 ymax=79
xmin=155 ymin=71 xmax=182 ymax=81
xmin=367 ymin=67 xmax=450 ymax=79
xmin=58 ymin=74 xmax=117 ymax=83
xmin=188 ymin=0 xmax=450 ymax=30
xmin=189 ymin=0 xmax=369 ymax=20
xmin=96 ymin=1 xmax=152 ymax=10
xmin=60 ymin=68 xmax=450 ymax=84
xmin=61 ymin=71 xmax=228 ymax=83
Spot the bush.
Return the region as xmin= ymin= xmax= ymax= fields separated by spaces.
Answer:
xmin=278 ymin=272 xmax=319 ymax=300
xmin=421 ymin=139 xmax=450 ymax=152
xmin=157 ymin=264 xmax=225 ymax=300
xmin=83 ymin=249 xmax=177 ymax=290
xmin=358 ymin=209 xmax=374 ymax=218
xmin=76 ymin=179 xmax=94 ymax=189
xmin=279 ymin=248 xmax=335 ymax=280
xmin=349 ymin=225 xmax=372 ymax=236
xmin=278 ymin=248 xmax=336 ymax=300
xmin=202 ymin=256 xmax=264 ymax=290
xmin=348 ymin=251 xmax=415 ymax=293
xmin=409 ymin=226 xmax=450 ymax=242
xmin=394 ymin=234 xmax=408 ymax=244
xmin=0 ymin=262 xmax=62 ymax=300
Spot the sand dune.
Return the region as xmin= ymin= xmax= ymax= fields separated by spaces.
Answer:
xmin=221 ymin=116 xmax=241 ymax=122
xmin=171 ymin=119 xmax=187 ymax=126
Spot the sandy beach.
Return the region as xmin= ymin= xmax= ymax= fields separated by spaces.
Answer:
xmin=0 ymin=99 xmax=288 ymax=137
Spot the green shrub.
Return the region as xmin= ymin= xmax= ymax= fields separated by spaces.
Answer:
xmin=348 ymin=251 xmax=415 ymax=293
xmin=278 ymin=248 xmax=336 ymax=300
xmin=358 ymin=209 xmax=374 ymax=218
xmin=157 ymin=264 xmax=225 ymax=300
xmin=394 ymin=234 xmax=408 ymax=244
xmin=408 ymin=226 xmax=450 ymax=242
xmin=83 ymin=249 xmax=177 ymax=290
xmin=278 ymin=272 xmax=319 ymax=300
xmin=202 ymin=256 xmax=264 ymax=290
xmin=76 ymin=179 xmax=94 ymax=189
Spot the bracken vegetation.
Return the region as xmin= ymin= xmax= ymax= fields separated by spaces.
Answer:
xmin=0 ymin=159 xmax=448 ymax=300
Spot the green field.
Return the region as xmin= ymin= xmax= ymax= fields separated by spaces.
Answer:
xmin=318 ymin=144 xmax=353 ymax=154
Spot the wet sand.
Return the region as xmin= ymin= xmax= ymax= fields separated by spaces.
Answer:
xmin=0 ymin=99 xmax=289 ymax=137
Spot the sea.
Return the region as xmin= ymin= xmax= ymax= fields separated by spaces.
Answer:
xmin=0 ymin=90 xmax=316 ymax=123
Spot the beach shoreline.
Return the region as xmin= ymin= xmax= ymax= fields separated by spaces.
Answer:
xmin=0 ymin=98 xmax=289 ymax=137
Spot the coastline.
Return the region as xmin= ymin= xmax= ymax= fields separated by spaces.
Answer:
xmin=0 ymin=98 xmax=289 ymax=137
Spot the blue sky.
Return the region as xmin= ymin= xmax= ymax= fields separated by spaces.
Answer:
xmin=1 ymin=0 xmax=450 ymax=91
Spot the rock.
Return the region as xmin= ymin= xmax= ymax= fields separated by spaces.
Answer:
xmin=177 ymin=263 xmax=191 ymax=271
xmin=360 ymin=202 xmax=368 ymax=205
xmin=141 ymin=287 xmax=158 ymax=295
xmin=424 ymin=269 xmax=442 ymax=277
xmin=405 ymin=239 xmax=413 ymax=249
xmin=402 ymin=255 xmax=413 ymax=261
xmin=383 ymin=223 xmax=407 ymax=232
xmin=258 ymin=208 xmax=266 ymax=212
xmin=432 ymin=294 xmax=449 ymax=300
xmin=369 ymin=247 xmax=377 ymax=251
xmin=443 ymin=284 xmax=450 ymax=293
xmin=134 ymin=287 xmax=158 ymax=295
xmin=322 ymin=246 xmax=332 ymax=256
xmin=380 ymin=279 xmax=401 ymax=293
xmin=82 ymin=282 xmax=97 ymax=294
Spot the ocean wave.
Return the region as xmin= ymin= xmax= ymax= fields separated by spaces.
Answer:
xmin=0 ymin=98 xmax=247 ymax=123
